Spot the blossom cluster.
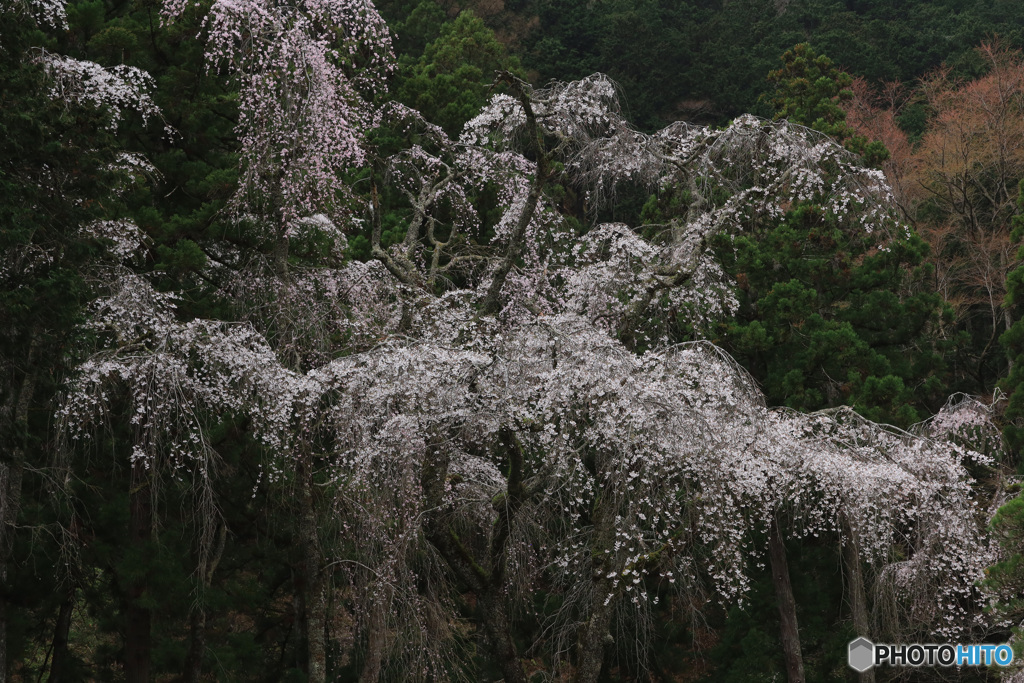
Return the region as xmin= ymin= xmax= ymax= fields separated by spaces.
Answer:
xmin=49 ymin=58 xmax=1009 ymax=677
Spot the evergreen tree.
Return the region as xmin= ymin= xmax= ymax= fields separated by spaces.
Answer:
xmin=697 ymin=43 xmax=948 ymax=426
xmin=767 ymin=42 xmax=890 ymax=166
xmin=397 ymin=10 xmax=523 ymax=137
xmin=0 ymin=3 xmax=160 ymax=677
xmin=984 ymin=490 xmax=1024 ymax=660
xmin=673 ymin=44 xmax=952 ymax=683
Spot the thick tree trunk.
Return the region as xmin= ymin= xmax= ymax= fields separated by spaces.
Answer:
xmin=482 ymin=430 xmax=530 ymax=683
xmin=0 ymin=452 xmax=22 ymax=683
xmin=183 ymin=564 xmax=216 ymax=681
xmin=0 ymin=334 xmax=39 ymax=683
xmin=479 ymin=590 xmax=528 ymax=683
xmin=125 ymin=460 xmax=152 ymax=683
xmin=843 ymin=524 xmax=875 ymax=683
xmin=297 ymin=457 xmax=327 ymax=683
xmin=574 ymin=491 xmax=617 ymax=683
xmin=574 ymin=583 xmax=614 ymax=683
xmin=768 ymin=516 xmax=805 ymax=683
xmin=183 ymin=522 xmax=226 ymax=683
xmin=420 ymin=438 xmax=528 ymax=683
xmin=183 ymin=609 xmax=206 ymax=683
xmin=273 ymin=233 xmax=289 ymax=278
xmin=48 ymin=589 xmax=75 ymax=682
xmin=358 ymin=591 xmax=388 ymax=683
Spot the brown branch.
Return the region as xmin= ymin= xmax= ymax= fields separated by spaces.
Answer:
xmin=481 ymin=72 xmax=551 ymax=316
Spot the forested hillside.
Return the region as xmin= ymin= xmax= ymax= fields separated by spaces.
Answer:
xmin=2 ymin=0 xmax=1024 ymax=680
xmin=380 ymin=0 xmax=1024 ymax=128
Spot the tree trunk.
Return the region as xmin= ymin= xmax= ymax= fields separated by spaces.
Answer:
xmin=479 ymin=590 xmax=528 ymax=683
xmin=358 ymin=591 xmax=388 ymax=683
xmin=184 ymin=522 xmax=225 ymax=683
xmin=574 ymin=584 xmax=614 ymax=683
xmin=843 ymin=524 xmax=875 ymax=683
xmin=183 ymin=609 xmax=206 ymax=683
xmin=48 ymin=589 xmax=75 ymax=682
xmin=420 ymin=438 xmax=528 ymax=683
xmin=481 ymin=74 xmax=549 ymax=317
xmin=768 ymin=515 xmax=805 ymax=683
xmin=1 ymin=336 xmax=40 ymax=683
xmin=125 ymin=460 xmax=152 ymax=683
xmin=297 ymin=457 xmax=327 ymax=683
xmin=0 ymin=452 xmax=22 ymax=683
xmin=574 ymin=491 xmax=617 ymax=683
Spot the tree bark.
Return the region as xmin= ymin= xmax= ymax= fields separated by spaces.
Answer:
xmin=125 ymin=460 xmax=152 ymax=683
xmin=481 ymin=73 xmax=549 ymax=317
xmin=574 ymin=490 xmax=617 ymax=683
xmin=1 ymin=334 xmax=40 ymax=683
xmin=183 ymin=609 xmax=206 ymax=683
xmin=479 ymin=589 xmax=528 ymax=683
xmin=420 ymin=437 xmax=528 ymax=683
xmin=0 ymin=452 xmax=22 ymax=683
xmin=768 ymin=515 xmax=805 ymax=683
xmin=482 ymin=430 xmax=530 ymax=683
xmin=574 ymin=579 xmax=614 ymax=683
xmin=48 ymin=589 xmax=75 ymax=682
xmin=184 ymin=523 xmax=226 ymax=683
xmin=843 ymin=523 xmax=875 ymax=683
xmin=358 ymin=590 xmax=388 ymax=683
xmin=297 ymin=456 xmax=327 ymax=683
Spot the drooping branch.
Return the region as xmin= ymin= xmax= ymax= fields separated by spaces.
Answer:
xmin=481 ymin=72 xmax=551 ymax=316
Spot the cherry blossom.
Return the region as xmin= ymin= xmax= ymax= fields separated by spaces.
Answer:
xmin=162 ymin=0 xmax=393 ymax=235
xmin=53 ymin=65 xmax=1011 ymax=681
xmin=7 ymin=0 xmax=67 ymax=27
xmin=39 ymin=52 xmax=164 ymax=129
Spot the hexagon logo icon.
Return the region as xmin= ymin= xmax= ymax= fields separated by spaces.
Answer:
xmin=848 ymin=637 xmax=875 ymax=672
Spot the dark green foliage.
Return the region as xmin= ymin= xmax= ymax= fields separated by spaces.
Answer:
xmin=397 ymin=10 xmax=524 ymax=136
xmin=679 ymin=43 xmax=950 ymax=683
xmin=524 ymin=0 xmax=719 ymax=129
xmin=0 ymin=11 xmax=110 ymax=346
xmin=695 ymin=44 xmax=946 ymax=426
xmin=0 ymin=8 xmax=144 ymax=681
xmin=634 ymin=98 xmax=941 ymax=425
xmin=699 ymin=538 xmax=851 ymax=683
xmin=770 ymin=41 xmax=856 ymax=132
xmin=379 ymin=0 xmax=1024 ymax=129
xmin=710 ymin=212 xmax=945 ymax=425
xmin=389 ymin=0 xmax=447 ymax=60
xmin=984 ymin=493 xmax=1024 ymax=659
xmin=0 ymin=3 xmax=285 ymax=680
xmin=767 ymin=42 xmax=888 ymax=166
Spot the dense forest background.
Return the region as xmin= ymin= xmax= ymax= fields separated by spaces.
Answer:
xmin=381 ymin=0 xmax=1024 ymax=130
xmin=4 ymin=0 xmax=1024 ymax=680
